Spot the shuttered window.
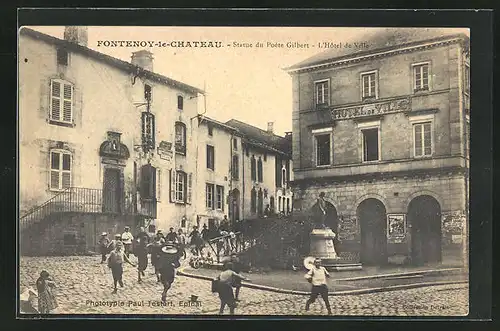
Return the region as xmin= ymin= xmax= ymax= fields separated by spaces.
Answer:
xmin=50 ymin=150 xmax=71 ymax=191
xmin=50 ymin=79 xmax=73 ymax=124
xmin=140 ymin=164 xmax=156 ymax=199
xmin=170 ymin=170 xmax=191 ymax=204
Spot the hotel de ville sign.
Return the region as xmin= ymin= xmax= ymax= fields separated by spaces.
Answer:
xmin=331 ymin=97 xmax=412 ymax=121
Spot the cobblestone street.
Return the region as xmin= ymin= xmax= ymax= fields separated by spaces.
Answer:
xmin=19 ymin=257 xmax=469 ymax=316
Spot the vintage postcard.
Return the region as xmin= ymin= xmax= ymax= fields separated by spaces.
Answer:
xmin=18 ymin=25 xmax=470 ymax=317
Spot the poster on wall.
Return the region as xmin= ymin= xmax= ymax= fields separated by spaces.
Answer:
xmin=387 ymin=214 xmax=406 ymax=243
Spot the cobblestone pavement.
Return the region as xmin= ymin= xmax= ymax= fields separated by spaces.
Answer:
xmin=19 ymin=256 xmax=469 ymax=316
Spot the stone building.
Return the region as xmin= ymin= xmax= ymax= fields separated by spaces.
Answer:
xmin=19 ymin=27 xmax=203 ymax=254
xmin=286 ymin=28 xmax=469 ymax=266
xmin=225 ymin=120 xmax=293 ymax=221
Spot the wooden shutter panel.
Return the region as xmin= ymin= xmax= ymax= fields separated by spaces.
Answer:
xmin=187 ymin=173 xmax=192 ymax=204
xmin=63 ymin=83 xmax=73 ymax=122
xmin=151 ymin=114 xmax=156 ymax=148
xmin=156 ymin=169 xmax=161 ymax=200
xmin=150 ymin=166 xmax=156 ymax=199
xmin=51 ymin=80 xmax=61 ymax=121
xmin=169 ymin=169 xmax=176 ymax=202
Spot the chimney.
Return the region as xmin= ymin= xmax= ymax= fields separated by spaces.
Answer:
xmin=131 ymin=50 xmax=154 ymax=72
xmin=267 ymin=122 xmax=274 ymax=134
xmin=63 ymin=26 xmax=88 ymax=47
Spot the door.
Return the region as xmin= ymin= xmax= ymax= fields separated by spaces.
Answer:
xmin=103 ymin=168 xmax=122 ymax=213
xmin=357 ymin=198 xmax=387 ymax=265
xmin=229 ymin=189 xmax=240 ymax=223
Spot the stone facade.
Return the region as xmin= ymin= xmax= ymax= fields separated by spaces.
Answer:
xmin=288 ymin=31 xmax=469 ymax=266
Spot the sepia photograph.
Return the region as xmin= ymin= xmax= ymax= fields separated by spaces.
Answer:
xmin=18 ymin=23 xmax=471 ymax=317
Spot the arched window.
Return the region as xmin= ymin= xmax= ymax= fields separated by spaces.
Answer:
xmin=177 ymin=95 xmax=184 ymax=110
xmin=282 ymin=168 xmax=287 ymax=187
xmin=257 ymin=157 xmax=263 ymax=182
xmin=250 ymin=156 xmax=256 ymax=181
xmin=257 ymin=189 xmax=264 ymax=215
xmin=175 ymin=122 xmax=187 ymax=154
xmin=250 ymin=188 xmax=257 ymax=213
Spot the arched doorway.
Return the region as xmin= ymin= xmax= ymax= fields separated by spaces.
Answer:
xmin=357 ymin=198 xmax=387 ymax=265
xmin=229 ymin=189 xmax=240 ymax=223
xmin=408 ymin=195 xmax=442 ymax=265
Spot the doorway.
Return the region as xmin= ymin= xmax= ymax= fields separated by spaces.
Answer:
xmin=357 ymin=198 xmax=387 ymax=265
xmin=229 ymin=189 xmax=240 ymax=223
xmin=103 ymin=168 xmax=122 ymax=213
xmin=408 ymin=195 xmax=442 ymax=265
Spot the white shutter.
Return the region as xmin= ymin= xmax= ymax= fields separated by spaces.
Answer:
xmin=62 ymin=83 xmax=73 ymax=122
xmin=50 ymin=80 xmax=61 ymax=121
xmin=187 ymin=173 xmax=192 ymax=204
xmin=170 ymin=169 xmax=176 ymax=202
xmin=50 ymin=171 xmax=60 ymax=190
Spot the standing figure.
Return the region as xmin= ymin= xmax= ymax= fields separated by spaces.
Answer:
xmin=177 ymin=228 xmax=187 ymax=259
xmin=304 ymin=258 xmax=332 ymax=315
xmin=229 ymin=253 xmax=244 ymax=302
xmin=215 ymin=262 xmax=249 ymax=315
xmin=98 ymin=232 xmax=110 ymax=264
xmin=108 ymin=241 xmax=135 ymax=294
xmin=201 ymin=224 xmax=210 ymax=242
xmin=166 ymin=227 xmax=178 ymax=243
xmin=107 ymin=234 xmax=121 ymax=253
xmin=136 ymin=238 xmax=149 ymax=283
xmin=158 ymin=244 xmax=181 ymax=303
xmin=188 ymin=226 xmax=202 ymax=256
xmin=316 ymin=192 xmax=328 ymax=229
xmin=35 ymin=270 xmax=58 ymax=314
xmin=150 ymin=233 xmax=165 ymax=282
xmin=121 ymin=226 xmax=134 ymax=258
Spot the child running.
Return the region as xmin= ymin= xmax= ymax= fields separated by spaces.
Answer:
xmin=304 ymin=258 xmax=332 ymax=315
xmin=107 ymin=241 xmax=136 ymax=294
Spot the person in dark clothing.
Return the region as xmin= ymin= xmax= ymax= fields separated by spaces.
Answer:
xmin=158 ymin=244 xmax=181 ymax=303
xmin=136 ymin=238 xmax=149 ymax=283
xmin=216 ymin=262 xmax=249 ymax=315
xmin=229 ymin=253 xmax=244 ymax=301
xmin=98 ymin=232 xmax=110 ymax=264
xmin=201 ymin=224 xmax=210 ymax=241
xmin=219 ymin=216 xmax=229 ymax=232
xmin=165 ymin=227 xmax=178 ymax=243
xmin=188 ymin=226 xmax=202 ymax=256
xmin=150 ymin=233 xmax=165 ymax=282
xmin=136 ymin=227 xmax=150 ymax=245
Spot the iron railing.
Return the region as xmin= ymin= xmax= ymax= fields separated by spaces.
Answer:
xmin=20 ymin=187 xmax=154 ymax=232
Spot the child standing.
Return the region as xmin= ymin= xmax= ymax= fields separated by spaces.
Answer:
xmin=98 ymin=232 xmax=110 ymax=263
xmin=35 ymin=270 xmax=58 ymax=314
xmin=108 ymin=241 xmax=135 ymax=294
xmin=136 ymin=238 xmax=149 ymax=283
xmin=304 ymin=258 xmax=332 ymax=315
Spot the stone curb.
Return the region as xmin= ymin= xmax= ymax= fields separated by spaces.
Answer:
xmin=177 ymin=268 xmax=468 ymax=297
xmin=335 ymin=267 xmax=465 ymax=282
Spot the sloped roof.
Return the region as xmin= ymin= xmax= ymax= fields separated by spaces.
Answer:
xmin=225 ymin=119 xmax=292 ymax=157
xmin=286 ymin=28 xmax=469 ymax=72
xmin=19 ymin=27 xmax=205 ymax=95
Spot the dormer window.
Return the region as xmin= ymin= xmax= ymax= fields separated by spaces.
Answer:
xmin=57 ymin=48 xmax=68 ymax=66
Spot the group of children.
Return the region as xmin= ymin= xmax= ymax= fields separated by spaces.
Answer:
xmin=98 ymin=226 xmax=183 ymax=301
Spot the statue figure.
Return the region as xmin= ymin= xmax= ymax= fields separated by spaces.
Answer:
xmin=312 ymin=192 xmax=328 ymax=229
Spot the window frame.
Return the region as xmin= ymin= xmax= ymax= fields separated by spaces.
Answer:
xmin=314 ymin=79 xmax=330 ymax=106
xmin=216 ymin=185 xmax=224 ymax=211
xmin=360 ymin=70 xmax=378 ymax=100
xmin=357 ymin=120 xmax=381 ymax=163
xmin=312 ymin=127 xmax=333 ymax=167
xmin=49 ymin=149 xmax=72 ymax=191
xmin=177 ymin=95 xmax=184 ymax=111
xmin=412 ymin=62 xmax=431 ymax=93
xmin=206 ymin=144 xmax=215 ymax=170
xmin=206 ymin=183 xmax=215 ymax=210
xmin=409 ymin=115 xmax=435 ymax=158
xmin=207 ymin=123 xmax=213 ymax=136
xmin=49 ymin=79 xmax=74 ymax=126
xmin=174 ymin=121 xmax=187 ymax=155
xmin=257 ymin=157 xmax=263 ymax=182
xmin=232 ymin=154 xmax=239 ymax=180
xmin=175 ymin=171 xmax=187 ymax=203
xmin=250 ymin=188 xmax=257 ymax=213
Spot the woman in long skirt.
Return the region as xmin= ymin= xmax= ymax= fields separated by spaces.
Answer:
xmin=36 ymin=270 xmax=58 ymax=314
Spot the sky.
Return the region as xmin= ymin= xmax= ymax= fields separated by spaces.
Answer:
xmin=27 ymin=26 xmax=468 ymax=136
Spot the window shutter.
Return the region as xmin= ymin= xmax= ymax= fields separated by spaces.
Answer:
xmin=151 ymin=114 xmax=156 ymax=149
xmin=221 ymin=187 xmax=225 ymax=211
xmin=187 ymin=173 xmax=192 ymax=204
xmin=51 ymin=81 xmax=61 ymax=121
xmin=150 ymin=166 xmax=156 ymax=199
xmin=63 ymin=83 xmax=73 ymax=122
xmin=169 ymin=169 xmax=176 ymax=202
xmin=156 ymin=169 xmax=161 ymax=200
xmin=50 ymin=171 xmax=60 ymax=190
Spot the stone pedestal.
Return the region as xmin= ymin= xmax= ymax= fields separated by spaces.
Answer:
xmin=309 ymin=228 xmax=362 ymax=271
